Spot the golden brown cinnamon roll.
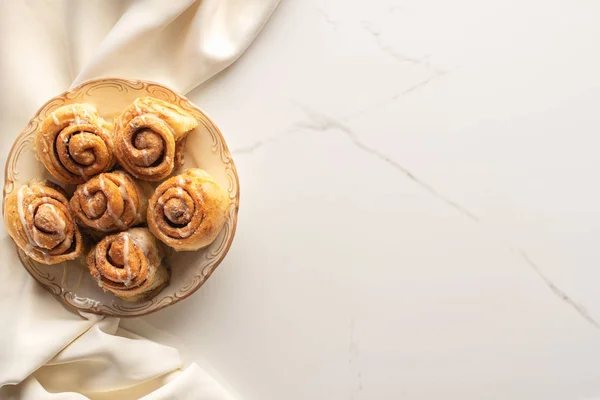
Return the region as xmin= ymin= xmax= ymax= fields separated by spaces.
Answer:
xmin=70 ymin=171 xmax=149 ymax=233
xmin=87 ymin=228 xmax=170 ymax=302
xmin=3 ymin=181 xmax=84 ymax=264
xmin=147 ymin=169 xmax=230 ymax=251
xmin=35 ymin=104 xmax=115 ymax=184
xmin=114 ymin=97 xmax=198 ymax=181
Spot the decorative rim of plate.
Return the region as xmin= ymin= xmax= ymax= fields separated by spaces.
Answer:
xmin=2 ymin=77 xmax=240 ymax=317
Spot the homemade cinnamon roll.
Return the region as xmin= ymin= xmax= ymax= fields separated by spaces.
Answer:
xmin=87 ymin=228 xmax=170 ymax=302
xmin=114 ymin=97 xmax=198 ymax=181
xmin=3 ymin=181 xmax=84 ymax=264
xmin=36 ymin=103 xmax=115 ymax=184
xmin=70 ymin=171 xmax=149 ymax=233
xmin=147 ymin=168 xmax=230 ymax=251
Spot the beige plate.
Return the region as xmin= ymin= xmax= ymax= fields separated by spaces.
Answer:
xmin=2 ymin=78 xmax=239 ymax=317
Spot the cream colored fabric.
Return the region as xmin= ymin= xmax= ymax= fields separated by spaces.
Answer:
xmin=0 ymin=0 xmax=278 ymax=398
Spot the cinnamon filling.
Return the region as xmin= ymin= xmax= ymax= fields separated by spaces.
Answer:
xmin=133 ymin=129 xmax=163 ymax=166
xmin=163 ymin=198 xmax=191 ymax=227
xmin=68 ymin=131 xmax=98 ymax=165
xmin=82 ymin=191 xmax=108 ymax=219
xmin=32 ymin=203 xmax=68 ymax=250
xmin=107 ymin=237 xmax=127 ymax=268
xmin=54 ymin=124 xmax=112 ymax=179
xmin=34 ymin=204 xmax=63 ymax=234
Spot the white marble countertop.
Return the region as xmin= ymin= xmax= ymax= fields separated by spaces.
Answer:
xmin=144 ymin=0 xmax=600 ymax=398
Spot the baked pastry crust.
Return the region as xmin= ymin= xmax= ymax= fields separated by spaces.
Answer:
xmin=70 ymin=171 xmax=149 ymax=234
xmin=147 ymin=168 xmax=230 ymax=251
xmin=35 ymin=103 xmax=115 ymax=184
xmin=114 ymin=97 xmax=198 ymax=181
xmin=87 ymin=228 xmax=170 ymax=302
xmin=3 ymin=181 xmax=84 ymax=264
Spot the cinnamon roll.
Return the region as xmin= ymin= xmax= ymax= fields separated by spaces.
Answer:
xmin=3 ymin=181 xmax=84 ymax=264
xmin=87 ymin=228 xmax=170 ymax=302
xmin=114 ymin=97 xmax=199 ymax=181
xmin=35 ymin=103 xmax=115 ymax=184
xmin=147 ymin=168 xmax=230 ymax=251
xmin=70 ymin=171 xmax=149 ymax=234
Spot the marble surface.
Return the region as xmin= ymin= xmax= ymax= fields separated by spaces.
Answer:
xmin=144 ymin=0 xmax=600 ymax=398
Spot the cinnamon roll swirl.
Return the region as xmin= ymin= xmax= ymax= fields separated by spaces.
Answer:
xmin=35 ymin=104 xmax=115 ymax=184
xmin=3 ymin=181 xmax=84 ymax=264
xmin=70 ymin=171 xmax=149 ymax=233
xmin=114 ymin=97 xmax=198 ymax=181
xmin=147 ymin=169 xmax=230 ymax=251
xmin=87 ymin=228 xmax=170 ymax=302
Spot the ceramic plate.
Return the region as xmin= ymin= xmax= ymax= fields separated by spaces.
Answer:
xmin=2 ymin=78 xmax=239 ymax=317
